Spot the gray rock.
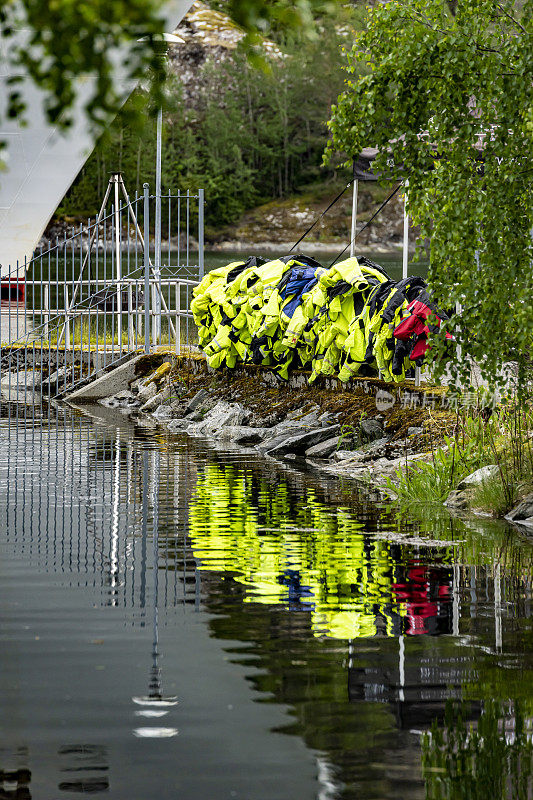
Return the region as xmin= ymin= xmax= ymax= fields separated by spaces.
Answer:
xmin=185 ymin=395 xmax=217 ymax=421
xmin=152 ymin=404 xmax=173 ymax=420
xmin=186 ymin=398 xmax=218 ymax=420
xmin=266 ymin=425 xmax=341 ymax=458
xmin=100 ymin=389 xmax=141 ymax=411
xmin=333 ymin=450 xmax=358 ymax=462
xmin=457 ymin=465 xmax=499 ymax=490
xmin=362 ymin=436 xmax=389 ymax=453
xmin=185 ymin=389 xmax=211 ymax=414
xmin=348 ymin=467 xmax=373 ymax=481
xmin=39 ymin=367 xmax=69 ymax=395
xmin=167 ymin=419 xmax=190 ymax=433
xmin=360 ymin=418 xmax=384 ymax=442
xmin=66 ymin=353 xmax=141 ymax=401
xmin=217 ymin=426 xmax=270 ymax=444
xmin=187 ymin=401 xmax=248 ymax=437
xmin=98 ymin=395 xmax=121 ymax=408
xmin=137 ymin=381 xmax=158 ymax=403
xmin=0 ymin=370 xmax=40 ymax=401
xmin=444 ymin=489 xmax=470 ymax=510
xmin=506 ymin=492 xmax=533 ymax=522
xmin=256 ymin=427 xmax=307 ymax=453
xmin=407 ymin=426 xmax=423 ymax=436
xmin=318 ymin=411 xmax=337 ymax=426
xmin=140 ymin=390 xmax=168 ymax=413
xmin=305 ymin=436 xmax=341 ymax=459
xmin=168 ymin=398 xmax=187 ymax=415
xmin=114 ymin=389 xmax=135 ymax=401
xmin=186 ymin=409 xmax=206 ymax=422
xmin=370 ymin=456 xmax=393 ymax=472
xmin=134 ymin=416 xmax=158 ymax=432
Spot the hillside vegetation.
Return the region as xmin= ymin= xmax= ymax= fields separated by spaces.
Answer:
xmin=56 ymin=2 xmax=371 ymax=243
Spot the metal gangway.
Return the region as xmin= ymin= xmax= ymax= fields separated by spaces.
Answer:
xmin=0 ymin=180 xmax=204 ymax=400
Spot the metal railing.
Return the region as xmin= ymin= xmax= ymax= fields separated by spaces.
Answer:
xmin=0 ymin=181 xmax=203 ymax=402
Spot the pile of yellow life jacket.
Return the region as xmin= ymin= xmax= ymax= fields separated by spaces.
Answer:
xmin=191 ymin=254 xmax=441 ymax=383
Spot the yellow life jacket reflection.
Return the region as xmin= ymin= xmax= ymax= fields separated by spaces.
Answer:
xmin=188 ymin=464 xmax=406 ymax=639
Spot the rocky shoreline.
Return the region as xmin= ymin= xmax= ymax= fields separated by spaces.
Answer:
xmin=82 ymin=357 xmax=533 ymax=531
xmin=87 ymin=358 xmax=451 ymax=496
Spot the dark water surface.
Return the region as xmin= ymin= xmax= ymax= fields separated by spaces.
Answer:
xmin=1 ymin=406 xmax=532 ymax=799
xmin=204 ymin=251 xmax=428 ymax=282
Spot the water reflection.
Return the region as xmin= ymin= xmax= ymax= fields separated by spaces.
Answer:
xmin=0 ymin=765 xmax=31 ymax=800
xmin=132 ymin=450 xmax=178 ymax=739
xmin=187 ymin=462 xmax=505 ymax=643
xmin=57 ymin=746 xmax=109 ymax=794
xmin=422 ymin=700 xmax=533 ymax=799
xmin=0 ymin=407 xmax=532 ymax=798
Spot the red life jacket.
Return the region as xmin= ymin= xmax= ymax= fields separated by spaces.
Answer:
xmin=393 ymin=291 xmax=454 ymax=362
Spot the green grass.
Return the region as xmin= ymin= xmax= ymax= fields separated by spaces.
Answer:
xmin=470 ymin=473 xmax=517 ymax=517
xmin=383 ymin=400 xmax=533 ymax=516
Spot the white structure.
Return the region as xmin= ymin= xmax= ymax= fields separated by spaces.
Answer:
xmin=0 ymin=0 xmax=194 ymax=276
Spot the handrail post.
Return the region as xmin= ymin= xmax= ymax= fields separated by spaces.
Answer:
xmin=198 ymin=187 xmax=204 ymax=280
xmin=349 ymin=179 xmax=357 ymax=259
xmin=143 ymin=184 xmax=151 ymax=354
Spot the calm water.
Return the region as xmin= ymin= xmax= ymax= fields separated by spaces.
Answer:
xmin=0 ymin=404 xmax=532 ymax=799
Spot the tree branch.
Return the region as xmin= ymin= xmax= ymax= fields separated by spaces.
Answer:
xmin=495 ymin=3 xmax=526 ymax=34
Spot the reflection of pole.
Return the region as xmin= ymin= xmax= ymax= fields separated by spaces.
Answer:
xmin=470 ymin=566 xmax=477 ymax=624
xmin=150 ymin=451 xmax=161 ymax=699
xmin=140 ymin=450 xmax=149 ymax=614
xmin=453 ymin=563 xmax=460 ymax=637
xmin=495 ymin=563 xmax=502 ymax=651
xmin=398 ymin=635 xmax=405 ymax=703
xmin=133 ymin=449 xmax=177 ymax=737
xmin=110 ymin=438 xmax=120 ymax=606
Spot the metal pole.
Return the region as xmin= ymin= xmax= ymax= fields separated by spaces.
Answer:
xmin=154 ymin=107 xmax=162 ymax=342
xmin=350 ymin=179 xmax=358 ymax=259
xmin=402 ymin=180 xmax=409 ymax=280
xmin=403 ymin=180 xmax=420 ymax=384
xmin=198 ymin=187 xmax=204 ymax=280
xmin=114 ymin=174 xmax=122 ymax=349
xmin=143 ymin=184 xmax=151 ymax=354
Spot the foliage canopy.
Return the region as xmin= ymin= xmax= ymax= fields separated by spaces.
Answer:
xmin=59 ymin=18 xmax=354 ymax=229
xmin=0 ymin=0 xmax=168 ymax=132
xmin=326 ymin=0 xmax=533 ymax=389
xmin=0 ymin=0 xmax=341 ymax=136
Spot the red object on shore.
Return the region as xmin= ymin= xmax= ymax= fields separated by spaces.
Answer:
xmin=0 ymin=279 xmax=25 ymax=307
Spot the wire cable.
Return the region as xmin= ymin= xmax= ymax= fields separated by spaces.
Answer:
xmin=328 ymin=184 xmax=402 ymax=268
xmin=288 ymin=179 xmax=354 ymax=253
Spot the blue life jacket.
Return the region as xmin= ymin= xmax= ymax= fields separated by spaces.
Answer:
xmin=279 ymin=267 xmax=320 ymax=319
